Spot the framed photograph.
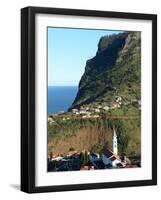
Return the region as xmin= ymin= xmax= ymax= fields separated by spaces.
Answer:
xmin=21 ymin=6 xmax=157 ymax=193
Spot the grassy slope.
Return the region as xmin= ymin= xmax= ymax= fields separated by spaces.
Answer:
xmin=48 ymin=105 xmax=141 ymax=157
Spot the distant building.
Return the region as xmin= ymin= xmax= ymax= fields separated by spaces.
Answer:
xmin=97 ymin=105 xmax=103 ymax=109
xmin=103 ymin=106 xmax=109 ymax=111
xmin=79 ymin=110 xmax=87 ymax=114
xmin=131 ymin=99 xmax=138 ymax=104
xmin=138 ymin=100 xmax=141 ymax=106
xmin=80 ymin=106 xmax=85 ymax=111
xmin=48 ymin=117 xmax=54 ymax=123
xmin=116 ymin=96 xmax=122 ymax=103
xmin=94 ymin=108 xmax=100 ymax=113
xmin=82 ymin=113 xmax=91 ymax=118
xmin=84 ymin=107 xmax=90 ymax=111
xmin=111 ymin=103 xmax=119 ymax=109
xmin=92 ymin=115 xmax=99 ymax=118
xmin=102 ymin=129 xmax=124 ymax=167
xmin=72 ymin=108 xmax=78 ymax=113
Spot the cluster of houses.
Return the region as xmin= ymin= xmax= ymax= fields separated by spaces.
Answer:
xmin=48 ymin=129 xmax=138 ymax=172
xmin=71 ymin=105 xmax=109 ymax=115
xmin=71 ymin=96 xmax=141 ymax=117
xmin=48 ymin=96 xmax=141 ymax=123
xmin=70 ymin=97 xmax=122 ymax=119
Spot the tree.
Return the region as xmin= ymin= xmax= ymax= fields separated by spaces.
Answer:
xmin=80 ymin=150 xmax=89 ymax=167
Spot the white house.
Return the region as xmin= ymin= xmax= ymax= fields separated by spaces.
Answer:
xmin=94 ymin=108 xmax=100 ymax=113
xmin=48 ymin=117 xmax=54 ymax=123
xmin=102 ymin=149 xmax=121 ymax=167
xmin=82 ymin=115 xmax=90 ymax=119
xmin=103 ymin=106 xmax=109 ymax=111
xmin=116 ymin=96 xmax=122 ymax=103
xmin=79 ymin=110 xmax=87 ymax=114
xmin=52 ymin=156 xmax=63 ymax=161
xmin=72 ymin=108 xmax=78 ymax=113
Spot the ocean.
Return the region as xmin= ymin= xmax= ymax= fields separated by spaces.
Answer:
xmin=48 ymin=86 xmax=78 ymax=115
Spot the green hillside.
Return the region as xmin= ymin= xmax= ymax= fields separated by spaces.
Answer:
xmin=69 ymin=32 xmax=141 ymax=109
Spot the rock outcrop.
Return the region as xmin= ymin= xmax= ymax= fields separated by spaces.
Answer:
xmin=69 ymin=31 xmax=141 ymax=110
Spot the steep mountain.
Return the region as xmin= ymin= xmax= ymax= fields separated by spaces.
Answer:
xmin=69 ymin=31 xmax=141 ymax=110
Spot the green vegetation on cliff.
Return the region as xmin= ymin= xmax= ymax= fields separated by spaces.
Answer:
xmin=69 ymin=31 xmax=141 ymax=109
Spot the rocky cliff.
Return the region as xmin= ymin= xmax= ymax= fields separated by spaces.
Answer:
xmin=69 ymin=31 xmax=141 ymax=110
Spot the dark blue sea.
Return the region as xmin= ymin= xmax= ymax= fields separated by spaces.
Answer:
xmin=48 ymin=86 xmax=78 ymax=115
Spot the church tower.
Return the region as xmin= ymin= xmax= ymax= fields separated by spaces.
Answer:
xmin=113 ymin=129 xmax=118 ymax=155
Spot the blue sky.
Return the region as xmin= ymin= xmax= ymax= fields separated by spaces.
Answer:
xmin=48 ymin=27 xmax=122 ymax=86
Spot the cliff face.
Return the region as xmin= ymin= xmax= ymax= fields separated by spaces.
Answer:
xmin=69 ymin=31 xmax=141 ymax=110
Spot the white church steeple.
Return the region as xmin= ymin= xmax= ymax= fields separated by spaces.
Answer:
xmin=113 ymin=129 xmax=118 ymax=155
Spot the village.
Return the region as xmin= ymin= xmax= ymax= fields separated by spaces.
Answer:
xmin=48 ymin=96 xmax=141 ymax=123
xmin=48 ymin=96 xmax=141 ymax=172
xmin=48 ymin=129 xmax=140 ymax=172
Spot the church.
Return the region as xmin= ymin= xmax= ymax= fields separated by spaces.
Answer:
xmin=102 ymin=129 xmax=124 ymax=168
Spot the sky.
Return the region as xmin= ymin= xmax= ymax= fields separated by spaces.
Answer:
xmin=48 ymin=27 xmax=122 ymax=86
